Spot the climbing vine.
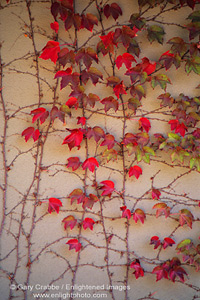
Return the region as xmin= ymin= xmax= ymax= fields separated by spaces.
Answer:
xmin=1 ymin=0 xmax=200 ymax=299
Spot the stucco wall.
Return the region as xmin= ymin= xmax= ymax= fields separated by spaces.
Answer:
xmin=0 ymin=1 xmax=200 ymax=300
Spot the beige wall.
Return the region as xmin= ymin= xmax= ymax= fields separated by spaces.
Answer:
xmin=0 ymin=1 xmax=200 ymax=300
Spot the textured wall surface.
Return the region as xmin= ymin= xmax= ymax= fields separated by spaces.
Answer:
xmin=0 ymin=1 xmax=200 ymax=300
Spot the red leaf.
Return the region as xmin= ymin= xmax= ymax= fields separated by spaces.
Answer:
xmin=62 ymin=215 xmax=77 ymax=230
xmin=82 ymin=217 xmax=95 ymax=230
xmin=100 ymin=180 xmax=115 ymax=197
xmin=175 ymin=122 xmax=187 ymax=137
xmin=140 ymin=57 xmax=156 ymax=75
xmin=81 ymin=13 xmax=98 ymax=31
xmin=100 ymin=31 xmax=115 ymax=49
xmin=66 ymin=157 xmax=81 ymax=171
xmin=152 ymin=202 xmax=171 ymax=218
xmin=130 ymin=259 xmax=144 ymax=279
xmin=113 ymin=81 xmax=127 ymax=98
xmin=39 ymin=41 xmax=60 ymax=64
xmin=152 ymin=188 xmax=161 ymax=200
xmin=120 ymin=206 xmax=131 ymax=219
xmin=66 ymin=239 xmax=82 ymax=252
xmin=150 ymin=236 xmax=161 ymax=249
xmin=69 ymin=189 xmax=85 ymax=204
xmin=82 ymin=157 xmax=99 ymax=172
xmin=48 ymin=197 xmax=62 ymax=214
xmin=82 ymin=193 xmax=99 ymax=210
xmin=139 ymin=117 xmax=151 ymax=133
xmin=132 ymin=208 xmax=146 ymax=224
xmin=128 ymin=165 xmax=142 ymax=179
xmin=100 ymin=134 xmax=115 ymax=149
xmin=169 ymin=119 xmax=179 ymax=130
xmin=65 ymin=97 xmax=78 ymax=109
xmin=152 ymin=265 xmax=168 ymax=281
xmin=31 ymin=107 xmax=49 ymax=124
xmin=50 ymin=21 xmax=59 ymax=33
xmin=115 ymin=53 xmax=136 ymax=69
xmin=87 ymin=126 xmax=105 ymax=143
xmin=77 ymin=117 xmax=86 ymax=126
xmin=163 ymin=237 xmax=176 ymax=249
xmin=101 ymin=96 xmax=119 ymax=112
xmin=22 ymin=127 xmax=40 ymax=142
xmin=179 ymin=209 xmax=193 ymax=228
xmin=103 ymin=3 xmax=122 ymax=20
xmin=62 ymin=129 xmax=83 ymax=150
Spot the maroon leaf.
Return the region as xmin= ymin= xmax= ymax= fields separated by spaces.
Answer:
xmin=150 ymin=236 xmax=161 ymax=249
xmin=152 ymin=202 xmax=171 ymax=218
xmin=100 ymin=180 xmax=115 ymax=197
xmin=55 ymin=67 xmax=80 ymax=89
xmin=57 ymin=48 xmax=75 ymax=67
xmin=82 ymin=217 xmax=95 ymax=230
xmin=169 ymin=265 xmax=188 ymax=283
xmin=179 ymin=209 xmax=193 ymax=228
xmin=152 ymin=188 xmax=161 ymax=200
xmin=75 ymin=47 xmax=98 ymax=69
xmin=100 ymin=134 xmax=115 ymax=149
xmin=87 ymin=126 xmax=105 ymax=142
xmin=48 ymin=197 xmax=62 ymax=214
xmin=69 ymin=188 xmax=85 ymax=204
xmin=81 ymin=13 xmax=98 ymax=31
xmin=81 ymin=67 xmax=103 ymax=85
xmin=39 ymin=41 xmax=60 ymax=64
xmin=66 ymin=239 xmax=82 ymax=252
xmin=82 ymin=157 xmax=99 ymax=172
xmin=62 ymin=215 xmax=77 ymax=230
xmin=22 ymin=127 xmax=40 ymax=142
xmin=101 ymin=96 xmax=119 ymax=112
xmin=120 ymin=206 xmax=131 ymax=219
xmin=83 ymin=93 xmax=100 ymax=108
xmin=103 ymin=3 xmax=122 ymax=20
xmin=50 ymin=106 xmax=65 ymax=123
xmin=66 ymin=157 xmax=81 ymax=171
xmin=82 ymin=194 xmax=99 ymax=209
xmin=128 ymin=165 xmax=142 ymax=179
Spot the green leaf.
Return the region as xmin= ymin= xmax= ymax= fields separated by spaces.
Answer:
xmin=176 ymin=239 xmax=192 ymax=251
xmin=185 ymin=56 xmax=200 ymax=75
xmin=190 ymin=157 xmax=200 ymax=171
xmin=147 ymin=25 xmax=165 ymax=44
xmin=129 ymin=13 xmax=146 ymax=29
xmin=128 ymin=39 xmax=140 ymax=57
xmin=168 ymin=133 xmax=181 ymax=142
xmin=187 ymin=10 xmax=200 ymax=23
xmin=151 ymin=74 xmax=171 ymax=91
xmin=143 ymin=146 xmax=155 ymax=156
